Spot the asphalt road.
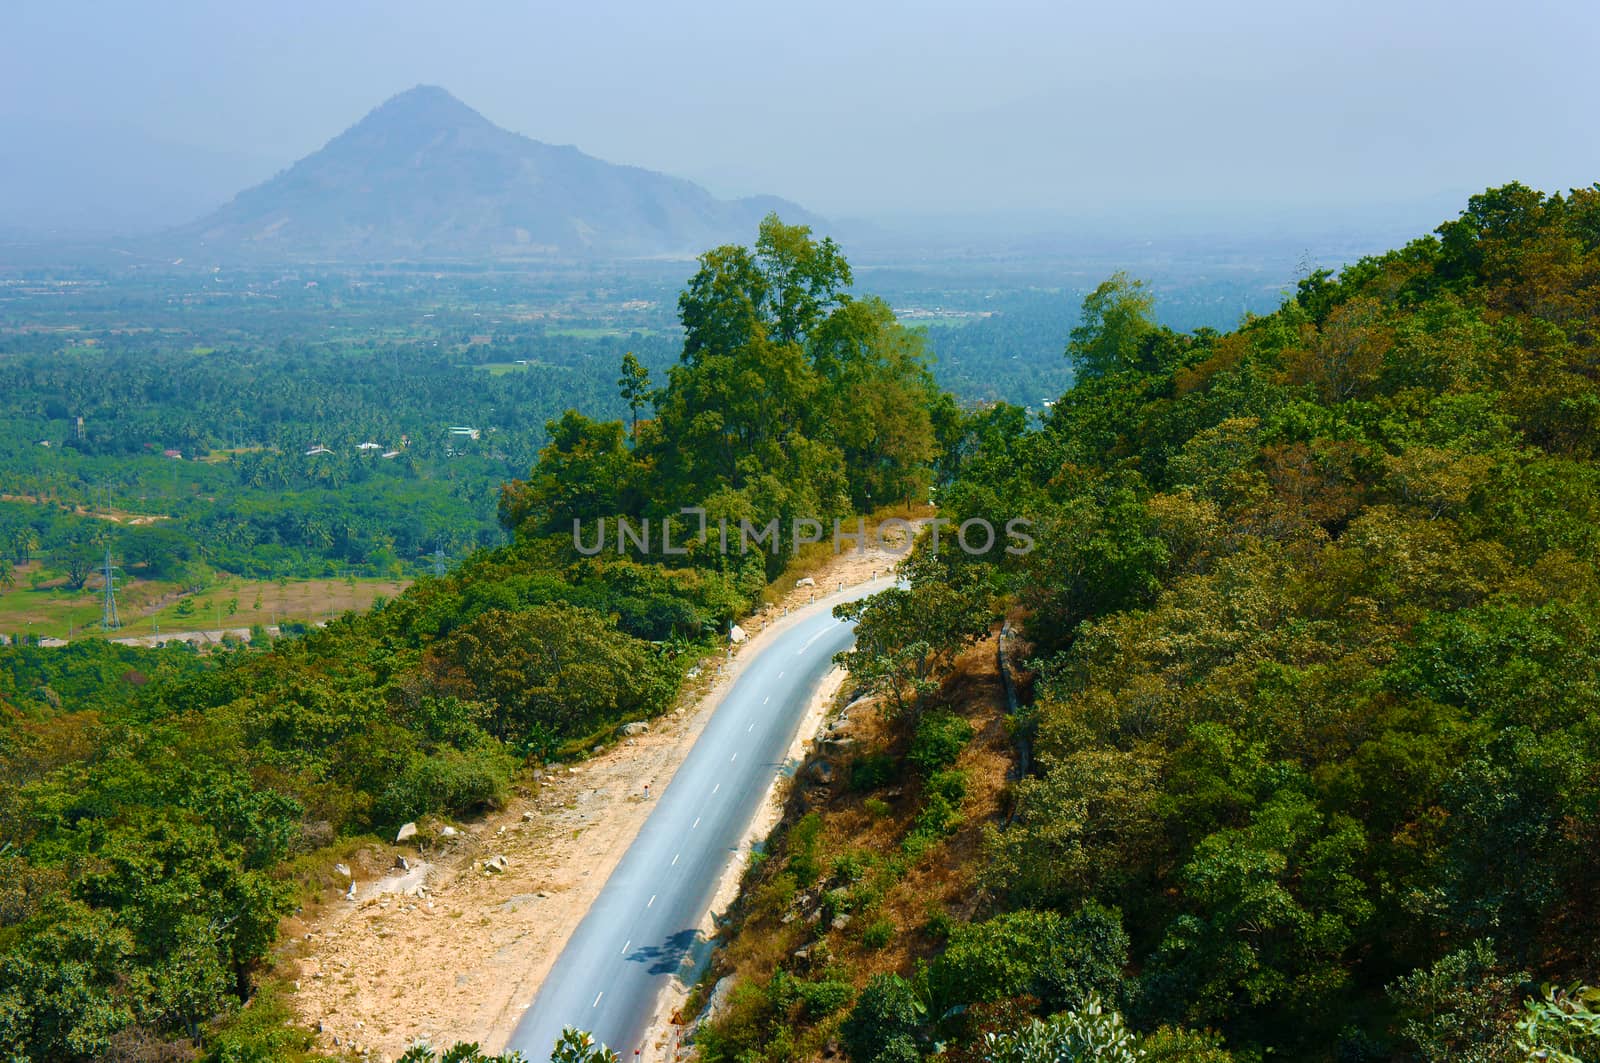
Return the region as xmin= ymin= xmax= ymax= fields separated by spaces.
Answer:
xmin=504 ymin=582 xmax=887 ymax=1061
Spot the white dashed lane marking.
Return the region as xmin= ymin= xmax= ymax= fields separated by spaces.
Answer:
xmin=593 ymin=992 xmax=604 ymax=1008
xmin=798 ymin=627 xmax=830 ymax=655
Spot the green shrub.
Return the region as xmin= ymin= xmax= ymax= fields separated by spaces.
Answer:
xmin=1140 ymin=1024 xmax=1237 ymax=1062
xmin=842 ymin=974 xmax=925 ymax=1063
xmin=377 ymin=741 xmax=516 ymax=824
xmin=205 ymin=980 xmax=319 ymax=1062
xmin=798 ymin=978 xmax=855 ymax=1019
xmin=752 ymin=872 xmax=799 ymax=922
xmin=696 ymin=977 xmax=774 ymax=1063
xmin=926 ymin=768 xmax=967 ymax=804
xmin=899 ymin=768 xmax=969 ymax=856
xmin=549 ymin=1026 xmax=621 ymax=1063
xmin=850 ymin=751 xmax=898 ymax=791
xmin=908 ymin=791 xmax=958 ymax=843
xmin=1516 ymin=983 xmax=1600 ymax=1062
xmin=979 ymin=997 xmax=1142 ymax=1063
xmin=1387 ymin=940 xmax=1525 ymax=1063
xmin=861 ymin=918 xmax=896 ymax=949
xmin=923 ymin=908 xmax=953 ymax=942
xmin=698 ymin=971 xmax=853 ymax=1062
xmin=820 ymin=887 xmax=854 ymax=926
xmin=874 ymin=1036 xmax=920 ymax=1063
xmin=785 ymin=812 xmax=825 ymax=886
xmin=909 ymin=711 xmax=975 ymax=775
xmin=833 ymin=851 xmax=870 ymax=885
xmin=929 ymin=904 xmax=1129 ymax=1014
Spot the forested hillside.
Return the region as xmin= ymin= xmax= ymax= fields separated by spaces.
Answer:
xmin=7 ymin=186 xmax=1599 ymax=1062
xmin=700 ymin=183 xmax=1600 ymax=1063
xmin=0 ymin=217 xmax=947 ymax=1061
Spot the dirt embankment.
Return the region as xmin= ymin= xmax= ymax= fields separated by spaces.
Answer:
xmin=658 ymin=633 xmax=1018 ymax=1063
xmin=278 ymin=537 xmax=908 ymax=1062
xmin=638 ymin=657 xmax=854 ymax=1063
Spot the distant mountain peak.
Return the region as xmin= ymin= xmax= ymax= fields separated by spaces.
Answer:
xmin=356 ymin=84 xmax=495 ymax=133
xmin=389 ymin=83 xmax=464 ymax=106
xmin=167 ymin=87 xmax=820 ymax=262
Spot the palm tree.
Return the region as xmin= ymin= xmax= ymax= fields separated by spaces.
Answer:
xmin=10 ymin=528 xmax=39 ymax=566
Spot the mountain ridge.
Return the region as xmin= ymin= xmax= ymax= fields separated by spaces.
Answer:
xmin=167 ymin=85 xmax=821 ymax=262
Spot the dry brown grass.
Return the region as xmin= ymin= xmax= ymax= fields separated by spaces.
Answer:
xmin=760 ymin=503 xmax=933 ymax=607
xmin=687 ymin=633 xmax=1015 ymax=1057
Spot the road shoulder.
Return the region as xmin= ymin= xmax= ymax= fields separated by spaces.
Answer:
xmin=279 ymin=546 xmax=901 ymax=1061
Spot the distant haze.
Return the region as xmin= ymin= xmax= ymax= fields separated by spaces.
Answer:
xmin=166 ymin=86 xmax=820 ymax=261
xmin=2 ymin=0 xmax=1597 ymax=240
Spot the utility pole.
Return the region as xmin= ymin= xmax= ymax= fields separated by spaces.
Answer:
xmin=101 ymin=549 xmax=121 ymax=631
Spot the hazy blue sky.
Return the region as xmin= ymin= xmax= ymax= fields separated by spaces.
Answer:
xmin=3 ymin=0 xmax=1597 ymax=234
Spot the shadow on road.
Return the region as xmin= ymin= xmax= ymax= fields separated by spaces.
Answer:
xmin=628 ymin=928 xmax=700 ymax=975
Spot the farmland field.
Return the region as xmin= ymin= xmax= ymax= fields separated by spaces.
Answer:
xmin=0 ymin=571 xmax=409 ymax=641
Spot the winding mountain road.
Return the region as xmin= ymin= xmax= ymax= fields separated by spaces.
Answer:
xmin=504 ymin=580 xmax=889 ymax=1061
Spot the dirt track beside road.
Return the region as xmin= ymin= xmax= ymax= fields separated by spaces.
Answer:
xmin=282 ymin=541 xmax=903 ymax=1061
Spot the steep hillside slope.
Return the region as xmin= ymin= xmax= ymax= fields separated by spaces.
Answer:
xmin=692 ymin=183 xmax=1600 ymax=1063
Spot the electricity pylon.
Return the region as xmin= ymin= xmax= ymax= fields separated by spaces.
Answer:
xmin=101 ymin=549 xmax=121 ymax=631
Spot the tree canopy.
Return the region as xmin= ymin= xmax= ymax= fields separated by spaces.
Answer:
xmin=701 ymin=184 xmax=1600 ymax=1063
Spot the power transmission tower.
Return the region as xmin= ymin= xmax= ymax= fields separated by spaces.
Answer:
xmin=432 ymin=544 xmax=447 ymax=576
xmin=101 ymin=549 xmax=121 ymax=631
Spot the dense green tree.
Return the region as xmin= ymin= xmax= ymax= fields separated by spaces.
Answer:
xmin=497 ymin=412 xmax=637 ymax=536
xmin=57 ymin=541 xmax=98 ymax=592
xmin=834 ymin=576 xmax=992 ymax=719
xmin=929 ymin=904 xmax=1129 ymax=1015
xmin=494 ymin=216 xmax=949 ymax=585
xmin=1066 ymin=272 xmax=1156 ymax=379
xmin=841 ymin=974 xmax=925 ymax=1063
xmin=617 ymin=352 xmax=653 ymax=442
xmin=431 ymin=604 xmax=672 ymax=740
xmin=1386 ymin=941 xmax=1525 ymax=1063
xmin=0 ymin=901 xmax=135 ymax=1061
xmin=810 ymin=297 xmax=940 ymax=508
xmin=752 ymin=213 xmax=853 ymax=344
